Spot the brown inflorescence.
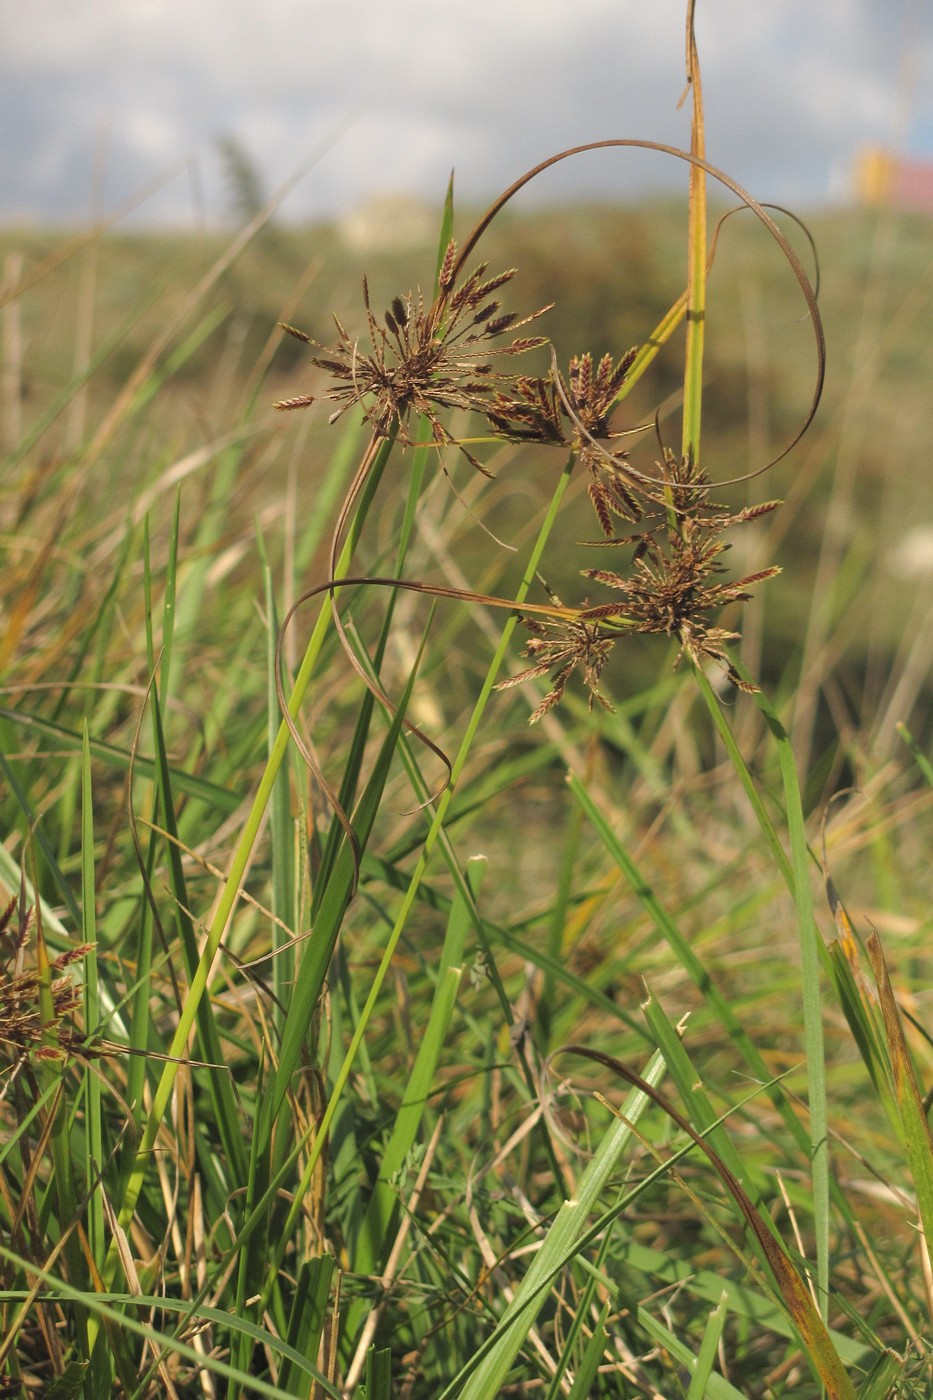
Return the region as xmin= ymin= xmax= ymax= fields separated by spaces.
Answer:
xmin=0 ymin=897 xmax=90 ymax=1064
xmin=275 ymin=238 xmax=784 ymax=718
xmin=275 ymin=240 xmax=550 ymax=475
xmin=498 ymin=452 xmax=782 ymax=717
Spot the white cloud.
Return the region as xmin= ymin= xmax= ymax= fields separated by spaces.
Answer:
xmin=3 ymin=0 xmax=931 ymax=225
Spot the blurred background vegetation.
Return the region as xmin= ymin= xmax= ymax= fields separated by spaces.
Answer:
xmin=2 ymin=173 xmax=933 ymax=1395
xmin=3 ymin=194 xmax=930 ymax=772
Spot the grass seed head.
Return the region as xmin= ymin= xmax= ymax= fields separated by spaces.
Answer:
xmin=275 ymin=242 xmax=549 ymax=471
xmin=0 ymin=899 xmax=91 ymax=1064
xmin=496 ymin=604 xmax=617 ymax=722
xmin=577 ymin=453 xmax=781 ymax=689
xmin=487 ymin=349 xmax=644 ymax=531
xmin=499 ymin=450 xmax=782 ymax=714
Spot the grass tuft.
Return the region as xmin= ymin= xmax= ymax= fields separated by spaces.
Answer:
xmin=1 ymin=7 xmax=931 ymax=1396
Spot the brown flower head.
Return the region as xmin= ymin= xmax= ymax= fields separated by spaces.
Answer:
xmin=497 ymin=453 xmax=781 ymax=716
xmin=485 ymin=372 xmax=567 ymax=446
xmin=275 ymin=241 xmax=549 ymax=471
xmin=495 ymin=595 xmax=617 ymax=723
xmin=486 ymin=348 xmax=643 ymax=529
xmin=580 ymin=453 xmax=781 ymax=688
xmin=569 ymin=351 xmax=645 ymax=531
xmin=0 ymin=897 xmax=91 ymax=1065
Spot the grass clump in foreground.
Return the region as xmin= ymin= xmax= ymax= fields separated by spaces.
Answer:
xmin=2 ymin=13 xmax=933 ymax=1400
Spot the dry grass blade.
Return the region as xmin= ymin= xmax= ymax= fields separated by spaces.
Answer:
xmin=866 ymin=933 xmax=933 ymax=1284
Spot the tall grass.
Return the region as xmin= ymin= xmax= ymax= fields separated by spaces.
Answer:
xmin=2 ymin=11 xmax=933 ymax=1398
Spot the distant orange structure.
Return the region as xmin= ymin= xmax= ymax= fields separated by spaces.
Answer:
xmin=855 ymin=146 xmax=933 ymax=209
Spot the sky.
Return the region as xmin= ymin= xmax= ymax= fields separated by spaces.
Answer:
xmin=3 ymin=0 xmax=932 ymax=228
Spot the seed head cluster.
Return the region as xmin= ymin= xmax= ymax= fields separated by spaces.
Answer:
xmin=583 ymin=455 xmax=780 ymax=682
xmin=278 ymin=243 xmax=782 ymax=716
xmin=0 ymin=898 xmax=90 ymax=1065
xmin=496 ymin=456 xmax=779 ymax=717
xmin=494 ymin=599 xmax=616 ymax=723
xmin=488 ymin=349 xmax=645 ymax=530
xmin=276 ymin=240 xmax=549 ymax=473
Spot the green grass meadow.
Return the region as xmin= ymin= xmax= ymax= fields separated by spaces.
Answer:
xmin=1 ymin=69 xmax=933 ymax=1400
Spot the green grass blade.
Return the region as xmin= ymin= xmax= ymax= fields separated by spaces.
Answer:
xmin=435 ymin=171 xmax=456 ymax=283
xmin=692 ymin=665 xmax=794 ymax=891
xmin=563 ymin=1305 xmax=609 ymax=1400
xmin=687 ymin=1293 xmax=728 ymax=1400
xmin=81 ymin=726 xmax=109 ymax=1395
xmin=146 ymin=678 xmax=248 ymax=1184
xmin=0 ymin=749 xmax=83 ymax=928
xmin=682 ymin=11 xmax=707 ymax=463
xmin=0 ymin=707 xmax=240 ymax=814
xmin=450 ymin=1051 xmax=668 ymax=1400
xmin=540 ymin=797 xmax=584 ymax=1050
xmin=627 ymin=1306 xmax=749 ymax=1400
xmin=260 ymin=537 xmax=296 ymax=1027
xmin=859 ymin=1349 xmax=906 ymax=1399
xmin=158 ymin=489 xmax=181 ymax=702
xmin=825 ymin=894 xmax=900 ymax=1131
xmin=642 ymin=991 xmax=759 ymax=1198
xmin=43 ymin=1361 xmax=89 ymax=1399
xmin=566 ymin=767 xmax=813 ymax=1158
xmin=739 ymin=674 xmax=830 ymax=1318
xmin=896 ymin=721 xmax=933 ymax=787
xmin=347 ymin=857 xmax=484 ymax=1328
xmin=278 ymin=1255 xmax=337 ymax=1396
xmin=33 ymin=925 xmax=90 ymax=1371
xmin=363 ymin=1345 xmax=393 ymax=1399
xmin=263 ymin=648 xmax=424 ymax=1136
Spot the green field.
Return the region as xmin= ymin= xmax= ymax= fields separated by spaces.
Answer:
xmin=1 ymin=155 xmax=932 ymax=1398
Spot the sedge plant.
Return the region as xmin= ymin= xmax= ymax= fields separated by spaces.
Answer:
xmin=2 ymin=6 xmax=933 ymax=1399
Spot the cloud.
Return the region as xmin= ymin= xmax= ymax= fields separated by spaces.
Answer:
xmin=3 ymin=0 xmax=931 ymax=225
